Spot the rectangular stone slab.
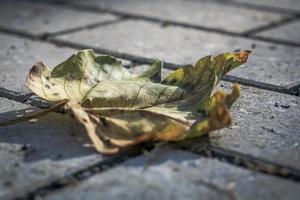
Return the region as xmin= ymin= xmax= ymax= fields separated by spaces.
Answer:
xmin=43 ymin=150 xmax=300 ymax=200
xmin=209 ymin=82 xmax=300 ymax=171
xmin=0 ymin=1 xmax=117 ymax=36
xmin=0 ymin=98 xmax=107 ymax=199
xmin=54 ymin=19 xmax=300 ymax=88
xmin=0 ymin=33 xmax=131 ymax=94
xmin=70 ymin=0 xmax=285 ymax=33
xmin=255 ymin=20 xmax=300 ymax=45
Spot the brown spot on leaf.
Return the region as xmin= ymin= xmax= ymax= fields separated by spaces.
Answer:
xmin=29 ymin=65 xmax=40 ymax=75
xmin=44 ymin=84 xmax=50 ymax=89
xmin=236 ymin=50 xmax=251 ymax=62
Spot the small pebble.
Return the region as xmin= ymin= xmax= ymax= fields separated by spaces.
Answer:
xmin=29 ymin=119 xmax=38 ymax=123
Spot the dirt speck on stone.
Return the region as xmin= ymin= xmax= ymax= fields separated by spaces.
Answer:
xmin=280 ymin=104 xmax=290 ymax=109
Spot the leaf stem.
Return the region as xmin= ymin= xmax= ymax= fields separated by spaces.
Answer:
xmin=0 ymin=99 xmax=68 ymax=126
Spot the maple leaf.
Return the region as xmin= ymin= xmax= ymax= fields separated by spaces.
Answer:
xmin=6 ymin=49 xmax=251 ymax=154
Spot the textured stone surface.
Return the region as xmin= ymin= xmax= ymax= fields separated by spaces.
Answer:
xmin=256 ymin=20 xmax=300 ymax=45
xmin=55 ymin=20 xmax=300 ymax=87
xmin=44 ymin=150 xmax=300 ymax=200
xmin=0 ymin=33 xmax=131 ymax=94
xmin=0 ymin=34 xmax=74 ymax=93
xmin=71 ymin=0 xmax=285 ymax=33
xmin=0 ymin=98 xmax=29 ymax=113
xmin=230 ymin=0 xmax=300 ymax=12
xmin=208 ymin=82 xmax=300 ymax=170
xmin=0 ymin=1 xmax=117 ymax=36
xmin=0 ymin=98 xmax=105 ymax=200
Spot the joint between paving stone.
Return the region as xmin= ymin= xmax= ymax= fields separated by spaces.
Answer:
xmin=183 ymin=177 xmax=239 ymax=200
xmin=0 ymin=26 xmax=38 ymax=41
xmin=222 ymin=75 xmax=297 ymax=96
xmin=288 ymin=84 xmax=300 ymax=96
xmin=243 ymin=16 xmax=300 ymax=36
xmin=210 ymin=146 xmax=300 ymax=182
xmin=0 ymin=87 xmax=32 ymax=103
xmin=249 ymin=35 xmax=300 ymax=47
xmin=12 ymin=146 xmax=151 ymax=200
xmin=213 ymin=0 xmax=300 ymax=15
xmin=42 ymin=17 xmax=127 ymax=40
xmin=0 ymin=87 xmax=64 ymax=114
xmin=177 ymin=138 xmax=300 ymax=182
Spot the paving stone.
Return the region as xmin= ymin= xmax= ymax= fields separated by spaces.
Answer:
xmin=0 ymin=98 xmax=29 ymax=113
xmin=0 ymin=33 xmax=132 ymax=94
xmin=55 ymin=20 xmax=300 ymax=87
xmin=0 ymin=34 xmax=74 ymax=94
xmin=70 ymin=0 xmax=285 ymax=33
xmin=0 ymin=97 xmax=108 ymax=200
xmin=230 ymin=0 xmax=300 ymax=12
xmin=209 ymin=82 xmax=300 ymax=170
xmin=44 ymin=150 xmax=300 ymax=200
xmin=255 ymin=20 xmax=300 ymax=45
xmin=0 ymin=1 xmax=117 ymax=36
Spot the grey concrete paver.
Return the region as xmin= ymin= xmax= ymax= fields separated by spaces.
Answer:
xmin=209 ymin=82 xmax=300 ymax=170
xmin=44 ymin=150 xmax=300 ymax=200
xmin=54 ymin=19 xmax=300 ymax=87
xmin=0 ymin=97 xmax=107 ymax=200
xmin=0 ymin=1 xmax=118 ymax=36
xmin=70 ymin=0 xmax=285 ymax=33
xmin=0 ymin=33 xmax=131 ymax=94
xmin=0 ymin=98 xmax=29 ymax=113
xmin=0 ymin=34 xmax=75 ymax=94
xmin=255 ymin=20 xmax=300 ymax=45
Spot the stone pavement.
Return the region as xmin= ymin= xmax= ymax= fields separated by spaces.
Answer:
xmin=0 ymin=0 xmax=299 ymax=199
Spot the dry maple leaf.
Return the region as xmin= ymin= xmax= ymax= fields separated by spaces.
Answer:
xmin=2 ymin=49 xmax=251 ymax=154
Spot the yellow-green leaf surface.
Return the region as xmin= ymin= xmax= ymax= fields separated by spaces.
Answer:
xmin=26 ymin=49 xmax=251 ymax=154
